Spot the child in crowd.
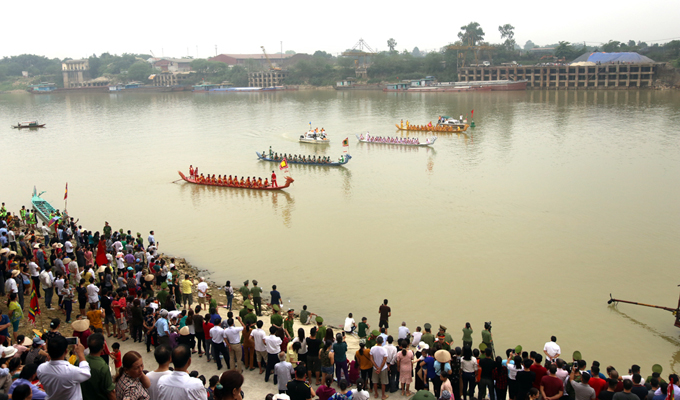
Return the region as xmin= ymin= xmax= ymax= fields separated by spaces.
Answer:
xmin=111 ymin=342 xmax=122 ymax=369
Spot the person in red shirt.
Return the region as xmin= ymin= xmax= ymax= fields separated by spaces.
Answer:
xmin=203 ymin=313 xmax=214 ymax=362
xmin=271 ymin=171 xmax=277 ymax=187
xmin=111 ymin=342 xmax=122 ymax=369
xmin=540 ymin=365 xmax=565 ymax=400
xmin=531 ymin=354 xmax=548 ymax=389
xmin=588 ymin=366 xmax=608 ymax=397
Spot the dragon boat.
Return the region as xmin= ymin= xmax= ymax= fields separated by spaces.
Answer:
xmin=394 ymin=123 xmax=465 ymax=133
xmin=178 ymin=172 xmax=294 ymax=191
xmin=31 ymin=187 xmax=57 ymax=222
xmin=355 ymin=134 xmax=436 ymax=147
xmin=256 ymin=152 xmax=351 ymax=166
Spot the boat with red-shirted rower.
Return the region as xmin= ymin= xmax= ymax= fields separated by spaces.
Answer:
xmin=177 ymin=171 xmax=293 ymax=191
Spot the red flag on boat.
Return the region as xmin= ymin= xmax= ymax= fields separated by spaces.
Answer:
xmin=28 ymin=284 xmax=40 ymax=325
xmin=471 ymin=110 xmax=474 ymax=118
xmin=64 ymin=182 xmax=68 ymax=200
xmin=280 ymin=158 xmax=288 ymax=170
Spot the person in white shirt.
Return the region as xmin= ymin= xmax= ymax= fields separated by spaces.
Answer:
xmin=251 ymin=320 xmax=268 ymax=374
xmin=370 ymin=336 xmax=389 ymax=399
xmin=344 ymin=313 xmax=357 ymax=334
xmin=196 ymin=278 xmax=208 ymax=307
xmin=5 ymin=270 xmax=18 ymax=295
xmin=264 ymin=326 xmax=283 ymax=383
xmin=274 ymin=352 xmax=295 ymax=392
xmin=146 ymin=344 xmax=173 ymax=400
xmin=157 ymin=345 xmax=206 ymax=400
xmin=28 ymin=261 xmax=41 ymax=297
xmin=37 ymin=335 xmax=90 ymax=400
xmin=148 ymin=231 xmax=155 ymax=246
xmin=86 ymin=278 xmax=99 ymax=306
xmin=410 ymin=326 xmax=423 ymax=348
xmin=398 ymin=322 xmax=411 ymax=341
xmin=63 ymin=240 xmax=73 ymax=257
xmin=209 ymin=318 xmax=231 ymax=370
xmin=39 ymin=268 xmax=54 ymax=309
xmin=543 ymin=336 xmax=561 ymax=362
xmin=384 ymin=336 xmax=398 ymax=392
xmin=224 ymin=316 xmax=245 ymax=372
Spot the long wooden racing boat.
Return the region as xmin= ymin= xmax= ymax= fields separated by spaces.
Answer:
xmin=256 ymin=152 xmax=351 ymax=166
xmin=31 ymin=187 xmax=57 ymax=222
xmin=356 ymin=134 xmax=436 ymax=147
xmin=178 ymin=171 xmax=294 ymax=191
xmin=395 ymin=124 xmax=465 ymax=133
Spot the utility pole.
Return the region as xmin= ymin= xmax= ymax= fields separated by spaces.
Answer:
xmin=196 ymin=45 xmax=198 ymax=58
xmin=215 ymin=45 xmax=218 ymax=56
xmin=280 ymin=41 xmax=283 ymax=60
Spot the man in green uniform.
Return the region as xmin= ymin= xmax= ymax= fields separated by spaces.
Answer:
xmin=315 ymin=316 xmax=326 ymax=342
xmin=243 ymin=303 xmax=257 ymax=326
xmin=239 ymin=280 xmax=250 ymax=304
xmin=421 ymin=323 xmax=435 ymax=349
xmin=366 ymin=330 xmax=379 ymax=348
xmin=239 ymin=300 xmax=251 ymax=319
xmin=270 ymin=304 xmax=283 ymax=329
xmin=80 ymin=333 xmax=115 ymax=400
xmin=439 ymin=325 xmax=453 ymax=344
xmin=103 ymin=221 xmax=112 ymax=240
xmin=284 ymin=309 xmax=295 ymax=338
xmin=481 ymin=322 xmax=494 ymax=354
xmin=250 ymin=280 xmax=263 ymax=316
xmin=156 ymin=282 xmax=169 ymax=306
xmin=435 ymin=334 xmax=451 ymax=351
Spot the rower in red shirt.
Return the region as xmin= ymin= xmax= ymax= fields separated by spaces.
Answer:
xmin=271 ymin=171 xmax=277 ymax=187
xmin=189 ymin=165 xmax=194 ymax=177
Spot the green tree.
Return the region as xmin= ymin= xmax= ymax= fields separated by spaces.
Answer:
xmin=285 ymin=50 xmax=296 ymax=55
xmin=601 ymin=41 xmax=621 ymax=52
xmin=524 ymin=40 xmax=535 ymax=50
xmin=498 ymin=24 xmax=516 ymax=50
xmin=313 ymin=50 xmax=333 ymax=59
xmin=387 ymin=38 xmax=397 ymax=52
xmin=555 ymin=41 xmax=576 ymax=60
xmin=458 ymin=22 xmax=485 ymax=46
xmin=126 ymin=61 xmax=153 ymax=82
xmin=412 ymin=47 xmax=422 ymax=57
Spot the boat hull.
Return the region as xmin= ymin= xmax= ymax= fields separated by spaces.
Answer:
xmin=12 ymin=124 xmax=46 ymax=129
xmin=31 ymin=194 xmax=56 ymax=223
xmin=355 ymin=134 xmax=436 ymax=146
xmin=178 ymin=172 xmax=293 ymax=191
xmin=299 ymin=138 xmax=330 ymax=144
xmin=256 ymin=152 xmax=351 ymax=166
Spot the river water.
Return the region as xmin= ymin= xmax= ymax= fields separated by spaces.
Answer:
xmin=1 ymin=89 xmax=679 ymax=374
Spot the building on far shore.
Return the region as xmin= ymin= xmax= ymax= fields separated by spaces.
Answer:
xmin=149 ymin=71 xmax=195 ymax=86
xmin=248 ymin=70 xmax=288 ymax=87
xmin=62 ymin=60 xmax=90 ymax=87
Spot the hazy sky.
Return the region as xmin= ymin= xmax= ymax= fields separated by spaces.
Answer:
xmin=2 ymin=0 xmax=678 ymax=60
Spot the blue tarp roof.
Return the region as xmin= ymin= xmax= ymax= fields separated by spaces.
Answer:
xmin=573 ymin=52 xmax=654 ymax=64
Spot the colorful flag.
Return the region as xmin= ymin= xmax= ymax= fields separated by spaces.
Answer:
xmin=28 ymin=284 xmax=40 ymax=325
xmin=471 ymin=109 xmax=474 ymax=118
xmin=279 ymin=158 xmax=288 ymax=170
xmin=668 ymin=378 xmax=675 ymax=400
xmin=342 ymin=138 xmax=349 ymax=147
xmin=47 ymin=216 xmax=60 ymax=228
xmin=64 ymin=182 xmax=68 ymax=200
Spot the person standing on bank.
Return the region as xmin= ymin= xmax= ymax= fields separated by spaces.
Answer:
xmin=462 ymin=323 xmax=473 ymax=349
xmin=251 ymin=280 xmax=263 ymax=316
xmin=481 ymin=322 xmax=493 ymax=354
xmin=378 ymin=299 xmax=391 ymax=329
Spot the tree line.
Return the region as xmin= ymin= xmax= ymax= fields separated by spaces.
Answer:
xmin=1 ymin=24 xmax=679 ymax=89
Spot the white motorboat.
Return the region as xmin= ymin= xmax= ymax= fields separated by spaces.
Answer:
xmin=299 ymin=130 xmax=330 ymax=144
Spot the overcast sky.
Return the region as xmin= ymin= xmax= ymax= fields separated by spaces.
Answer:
xmin=2 ymin=0 xmax=679 ymax=60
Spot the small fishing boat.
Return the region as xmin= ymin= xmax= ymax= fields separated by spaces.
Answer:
xmin=256 ymin=152 xmax=351 ymax=166
xmin=299 ymin=130 xmax=330 ymax=144
xmin=178 ymin=171 xmax=294 ymax=191
xmin=394 ymin=123 xmax=463 ymax=133
xmin=12 ymin=121 xmax=46 ymax=129
xmin=437 ymin=116 xmax=469 ymax=130
xmin=31 ymin=187 xmax=57 ymax=222
xmin=356 ymin=134 xmax=436 ymax=147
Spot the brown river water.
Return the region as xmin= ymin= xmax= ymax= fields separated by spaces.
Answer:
xmin=1 ymin=89 xmax=679 ymax=375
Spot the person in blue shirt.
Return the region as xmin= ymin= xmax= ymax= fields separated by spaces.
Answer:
xmin=0 ymin=309 xmax=10 ymax=341
xmin=270 ymin=285 xmax=282 ymax=307
xmin=9 ymin=363 xmax=47 ymax=399
xmin=156 ymin=310 xmax=170 ymax=347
